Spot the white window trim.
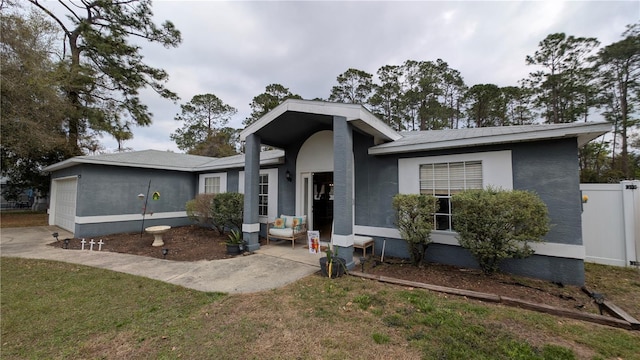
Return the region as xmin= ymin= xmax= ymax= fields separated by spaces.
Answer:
xmin=198 ymin=172 xmax=227 ymax=194
xmin=398 ymin=150 xmax=513 ymax=237
xmin=398 ymin=150 xmax=513 ymax=195
xmin=238 ymin=168 xmax=278 ymax=223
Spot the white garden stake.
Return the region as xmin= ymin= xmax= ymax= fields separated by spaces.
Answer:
xmin=89 ymin=239 xmax=95 ymax=251
xmin=98 ymin=239 xmax=104 ymax=251
xmin=80 ymin=238 xmax=86 ymax=250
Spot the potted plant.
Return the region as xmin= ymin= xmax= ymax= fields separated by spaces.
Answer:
xmin=319 ymin=247 xmax=347 ymax=278
xmin=226 ymin=229 xmax=243 ymax=255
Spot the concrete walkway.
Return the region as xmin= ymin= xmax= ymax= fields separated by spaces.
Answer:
xmin=0 ymin=226 xmax=325 ymax=294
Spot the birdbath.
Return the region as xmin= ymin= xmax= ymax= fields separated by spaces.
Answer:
xmin=145 ymin=225 xmax=171 ymax=247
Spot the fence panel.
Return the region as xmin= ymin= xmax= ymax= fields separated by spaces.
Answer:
xmin=581 ymin=181 xmax=639 ymax=267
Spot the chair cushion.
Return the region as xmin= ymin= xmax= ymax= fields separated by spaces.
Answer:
xmin=292 ymin=217 xmax=305 ymax=231
xmin=280 ymin=215 xmax=307 ymax=229
xmin=281 ymin=215 xmax=295 ymax=228
xmin=273 ymin=218 xmax=286 ymax=229
xmin=353 ymin=236 xmax=374 ymax=246
xmin=269 ymin=228 xmax=294 ymax=238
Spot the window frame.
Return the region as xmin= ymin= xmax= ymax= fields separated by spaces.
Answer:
xmin=398 ymin=150 xmax=513 ymax=234
xmin=258 ymin=173 xmax=269 ymax=217
xmin=420 ymin=160 xmax=483 ymax=231
xmin=238 ymin=168 xmax=278 ymax=223
xmin=198 ymin=172 xmax=227 ymax=194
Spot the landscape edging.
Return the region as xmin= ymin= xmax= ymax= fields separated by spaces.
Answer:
xmin=349 ymin=271 xmax=636 ymax=331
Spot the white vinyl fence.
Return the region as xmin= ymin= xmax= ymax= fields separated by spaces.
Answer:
xmin=581 ymin=180 xmax=639 ymax=267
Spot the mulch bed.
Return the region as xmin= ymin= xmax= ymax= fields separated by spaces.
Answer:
xmin=48 ymin=225 xmax=622 ymax=321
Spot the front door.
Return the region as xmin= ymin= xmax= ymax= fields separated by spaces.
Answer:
xmin=301 ymin=172 xmax=334 ymax=241
xmin=313 ymin=172 xmax=333 ymax=241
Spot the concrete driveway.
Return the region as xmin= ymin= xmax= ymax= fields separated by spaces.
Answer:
xmin=0 ymin=226 xmax=322 ymax=294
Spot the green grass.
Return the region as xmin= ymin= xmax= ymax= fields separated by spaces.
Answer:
xmin=1 ymin=258 xmax=225 ymax=359
xmin=2 ymin=257 xmax=640 ymax=359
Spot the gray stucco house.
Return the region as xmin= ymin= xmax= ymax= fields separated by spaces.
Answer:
xmin=44 ymin=99 xmax=611 ymax=285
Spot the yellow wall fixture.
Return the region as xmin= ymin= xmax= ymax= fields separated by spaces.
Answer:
xmin=152 ymin=191 xmax=160 ymax=200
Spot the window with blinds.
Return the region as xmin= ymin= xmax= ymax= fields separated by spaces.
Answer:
xmin=419 ymin=160 xmax=483 ymax=230
xmin=204 ymin=176 xmax=221 ymax=194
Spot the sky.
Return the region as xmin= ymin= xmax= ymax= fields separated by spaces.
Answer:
xmin=42 ymin=1 xmax=640 ymax=153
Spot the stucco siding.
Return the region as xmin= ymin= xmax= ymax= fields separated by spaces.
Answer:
xmin=226 ymin=170 xmax=240 ymax=193
xmin=72 ymin=164 xmax=196 ymax=217
xmin=511 ymin=139 xmax=582 ymax=246
xmin=354 ymin=132 xmax=398 ymax=229
xmin=51 ymin=164 xmax=197 ymax=238
xmin=355 ymin=139 xmax=586 ymax=285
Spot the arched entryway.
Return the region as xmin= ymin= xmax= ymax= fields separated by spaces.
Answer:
xmin=296 ymin=130 xmax=334 ymax=240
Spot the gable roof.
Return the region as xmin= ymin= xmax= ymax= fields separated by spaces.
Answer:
xmin=240 ymin=99 xmax=402 ymax=148
xmin=194 ymin=149 xmax=284 ymax=171
xmin=43 ymin=149 xmax=285 ymax=173
xmin=368 ymin=122 xmax=612 ymax=155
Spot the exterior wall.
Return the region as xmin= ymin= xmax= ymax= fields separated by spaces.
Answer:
xmin=353 ymin=138 xmax=586 ymax=285
xmin=51 ymin=164 xmax=197 ymax=237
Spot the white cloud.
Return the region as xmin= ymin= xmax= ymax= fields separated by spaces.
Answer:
xmin=36 ymin=0 xmax=640 ymax=153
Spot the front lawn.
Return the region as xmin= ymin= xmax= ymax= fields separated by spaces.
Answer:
xmin=1 ymin=257 xmax=638 ymax=359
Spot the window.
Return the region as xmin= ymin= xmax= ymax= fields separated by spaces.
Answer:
xmin=258 ymin=174 xmax=269 ymax=217
xmin=238 ymin=168 xmax=278 ymax=222
xmin=198 ymin=173 xmax=227 ymax=194
xmin=204 ymin=176 xmax=221 ymax=194
xmin=420 ymin=160 xmax=482 ymax=231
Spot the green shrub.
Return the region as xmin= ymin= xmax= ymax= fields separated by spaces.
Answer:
xmin=185 ymin=193 xmax=216 ymax=227
xmin=451 ymin=187 xmax=550 ymax=275
xmin=392 ymin=194 xmax=438 ymax=266
xmin=211 ymin=192 xmax=244 ymax=233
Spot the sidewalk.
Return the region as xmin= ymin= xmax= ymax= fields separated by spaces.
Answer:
xmin=0 ymin=226 xmax=322 ymax=294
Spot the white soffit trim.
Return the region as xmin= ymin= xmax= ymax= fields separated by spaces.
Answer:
xmin=239 ymin=99 xmax=402 ymax=142
xmin=369 ymin=122 xmax=611 ymax=155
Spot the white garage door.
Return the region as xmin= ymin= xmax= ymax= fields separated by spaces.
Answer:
xmin=53 ymin=178 xmax=77 ymax=232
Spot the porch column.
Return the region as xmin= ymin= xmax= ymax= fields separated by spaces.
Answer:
xmin=243 ymin=133 xmax=261 ymax=251
xmin=332 ymin=115 xmax=355 ymax=270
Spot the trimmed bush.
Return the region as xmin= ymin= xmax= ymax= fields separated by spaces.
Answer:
xmin=185 ymin=193 xmax=216 ymax=227
xmin=392 ymin=194 xmax=438 ymax=266
xmin=451 ymin=187 xmax=550 ymax=275
xmin=211 ymin=192 xmax=244 ymax=233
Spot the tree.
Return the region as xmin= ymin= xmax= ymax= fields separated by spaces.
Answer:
xmin=110 ymin=119 xmax=134 ymax=152
xmin=244 ymin=84 xmax=301 ymax=126
xmin=464 ymin=84 xmax=505 ymax=127
xmin=502 ymin=85 xmax=536 ymax=125
xmin=328 ymin=68 xmax=373 ymax=105
xmin=401 ymin=59 xmax=466 ymax=131
xmin=579 ymin=141 xmax=614 ymax=182
xmin=1 ymin=9 xmax=71 ymax=196
xmin=369 ymin=65 xmax=404 ymax=130
xmin=27 ymin=0 xmax=181 ymax=155
xmin=437 ymin=60 xmax=467 ymax=129
xmin=170 ymin=94 xmax=238 ymax=155
xmin=188 ymin=127 xmax=240 ymax=158
xmin=525 ymin=33 xmax=599 ymax=124
xmin=594 ymin=23 xmax=640 ymax=179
